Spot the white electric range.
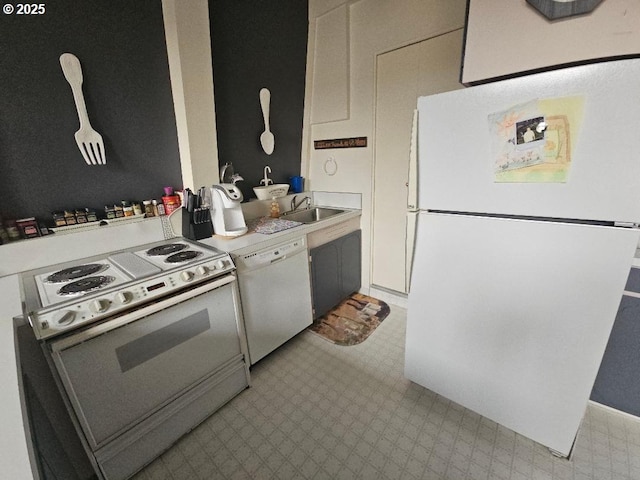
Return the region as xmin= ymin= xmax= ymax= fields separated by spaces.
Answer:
xmin=21 ymin=238 xmax=234 ymax=340
xmin=19 ymin=237 xmax=249 ymax=480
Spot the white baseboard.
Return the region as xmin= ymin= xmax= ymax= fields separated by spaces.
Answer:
xmin=588 ymin=400 xmax=640 ymax=422
xmin=368 ymin=285 xmax=408 ymax=308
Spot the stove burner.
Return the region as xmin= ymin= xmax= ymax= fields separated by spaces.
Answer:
xmin=146 ymin=243 xmax=188 ymax=256
xmin=57 ymin=276 xmax=116 ymax=296
xmin=46 ymin=264 xmax=109 ymax=283
xmin=165 ymin=250 xmax=202 ymax=264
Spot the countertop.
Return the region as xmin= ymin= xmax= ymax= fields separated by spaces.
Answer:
xmin=200 ymin=208 xmax=361 ymax=255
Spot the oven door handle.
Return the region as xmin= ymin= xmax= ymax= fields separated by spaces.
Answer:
xmin=50 ymin=274 xmax=237 ymax=351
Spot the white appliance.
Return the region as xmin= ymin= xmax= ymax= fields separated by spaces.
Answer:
xmin=20 ymin=239 xmax=249 ymax=479
xmin=404 ymin=58 xmax=640 ymax=457
xmin=234 ymin=237 xmax=313 ymax=365
xmin=210 ymin=184 xmax=248 ymax=237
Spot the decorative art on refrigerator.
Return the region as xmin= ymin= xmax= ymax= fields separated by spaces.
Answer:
xmin=489 ymin=96 xmax=585 ymax=183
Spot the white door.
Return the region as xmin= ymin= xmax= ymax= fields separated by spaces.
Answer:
xmin=372 ymin=30 xmax=464 ymax=293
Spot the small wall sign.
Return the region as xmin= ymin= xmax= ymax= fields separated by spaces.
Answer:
xmin=314 ymin=137 xmax=367 ymax=149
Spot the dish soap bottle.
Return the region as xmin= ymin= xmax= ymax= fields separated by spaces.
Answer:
xmin=270 ymin=197 xmax=280 ymax=218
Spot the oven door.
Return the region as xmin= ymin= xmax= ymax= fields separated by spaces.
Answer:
xmin=49 ymin=274 xmax=244 ymax=450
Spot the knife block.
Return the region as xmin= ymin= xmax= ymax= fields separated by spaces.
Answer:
xmin=181 ymin=208 xmax=214 ymax=241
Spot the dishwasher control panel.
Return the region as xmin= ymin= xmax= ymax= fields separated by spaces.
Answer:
xmin=236 ymin=237 xmax=307 ymax=270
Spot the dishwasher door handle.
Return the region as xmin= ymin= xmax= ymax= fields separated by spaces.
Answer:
xmin=270 ymin=255 xmax=287 ymax=264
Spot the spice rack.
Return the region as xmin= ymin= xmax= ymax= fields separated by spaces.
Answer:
xmin=49 ymin=214 xmax=147 ymax=236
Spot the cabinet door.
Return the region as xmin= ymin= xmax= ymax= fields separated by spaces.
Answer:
xmin=310 ymin=230 xmax=362 ymax=319
xmin=310 ymin=241 xmax=342 ymax=319
xmin=591 ymin=294 xmax=640 ymax=417
xmin=340 ymin=230 xmax=361 ymax=297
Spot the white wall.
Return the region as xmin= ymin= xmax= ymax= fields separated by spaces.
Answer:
xmin=162 ymin=0 xmax=220 ymax=189
xmin=463 ymin=0 xmax=640 ymax=83
xmin=303 ymin=0 xmax=467 ymax=293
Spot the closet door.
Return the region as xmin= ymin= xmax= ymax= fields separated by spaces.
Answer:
xmin=372 ymin=30 xmax=464 ymax=294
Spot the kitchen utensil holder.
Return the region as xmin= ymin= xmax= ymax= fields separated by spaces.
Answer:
xmin=182 ymin=208 xmax=213 ymax=241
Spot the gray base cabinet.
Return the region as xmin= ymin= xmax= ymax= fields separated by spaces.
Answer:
xmin=591 ymin=268 xmax=640 ymax=417
xmin=310 ymin=230 xmax=361 ymax=319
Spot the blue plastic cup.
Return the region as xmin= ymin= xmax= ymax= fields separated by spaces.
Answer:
xmin=290 ymin=176 xmax=304 ymax=193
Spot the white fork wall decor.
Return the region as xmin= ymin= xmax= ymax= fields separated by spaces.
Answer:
xmin=60 ymin=53 xmax=106 ymax=165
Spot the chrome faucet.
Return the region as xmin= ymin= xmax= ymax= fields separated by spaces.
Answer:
xmin=291 ymin=195 xmax=311 ymax=212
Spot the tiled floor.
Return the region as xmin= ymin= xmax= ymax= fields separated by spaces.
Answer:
xmin=133 ymin=306 xmax=640 ymax=479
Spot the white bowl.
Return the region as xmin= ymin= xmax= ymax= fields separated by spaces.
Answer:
xmin=253 ymin=184 xmax=289 ymax=200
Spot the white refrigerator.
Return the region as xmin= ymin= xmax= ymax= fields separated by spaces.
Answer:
xmin=404 ymin=58 xmax=640 ymax=457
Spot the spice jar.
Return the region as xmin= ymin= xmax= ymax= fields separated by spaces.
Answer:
xmin=4 ymin=219 xmax=21 ymax=241
xmin=121 ymin=201 xmax=134 ymax=217
xmin=114 ymin=204 xmax=124 ymax=218
xmin=104 ymin=206 xmax=116 ymax=219
xmin=16 ymin=217 xmax=40 ymax=238
xmin=64 ymin=210 xmax=77 ymax=225
xmin=52 ymin=212 xmax=67 ymax=226
xmin=86 ymin=209 xmax=98 ymax=222
xmin=75 ymin=209 xmax=88 ymax=224
xmin=133 ymin=202 xmax=143 ymax=216
xmin=152 ymin=199 xmax=165 ymax=216
xmin=143 ymin=200 xmax=154 ymax=217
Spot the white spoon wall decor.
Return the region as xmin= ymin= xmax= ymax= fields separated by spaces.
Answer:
xmin=259 ymin=88 xmax=275 ymax=155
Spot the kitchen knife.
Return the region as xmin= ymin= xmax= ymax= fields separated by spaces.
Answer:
xmin=185 ymin=189 xmax=195 ymax=212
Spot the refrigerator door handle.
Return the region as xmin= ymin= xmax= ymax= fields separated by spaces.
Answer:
xmin=405 ymin=211 xmax=418 ymax=292
xmin=407 ymin=109 xmax=418 ymax=211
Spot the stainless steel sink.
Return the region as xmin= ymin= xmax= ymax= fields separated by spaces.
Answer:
xmin=280 ymin=207 xmax=344 ymax=224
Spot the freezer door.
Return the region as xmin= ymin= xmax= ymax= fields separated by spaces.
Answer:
xmin=405 ymin=212 xmax=640 ymax=456
xmin=417 ymin=59 xmax=640 ymax=222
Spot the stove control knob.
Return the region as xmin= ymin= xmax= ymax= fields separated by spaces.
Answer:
xmin=196 ymin=266 xmax=209 ymax=276
xmin=116 ymin=292 xmax=133 ymax=305
xmin=90 ymin=299 xmax=110 ymax=314
xmin=181 ymin=271 xmax=195 ymax=282
xmin=56 ymin=310 xmax=76 ymax=326
xmin=215 ymin=259 xmax=226 ymax=270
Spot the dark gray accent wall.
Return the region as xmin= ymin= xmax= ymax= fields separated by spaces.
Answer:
xmin=209 ymin=0 xmax=308 ymax=201
xmin=0 ymin=0 xmax=182 ymax=223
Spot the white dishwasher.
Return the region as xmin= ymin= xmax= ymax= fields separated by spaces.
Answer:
xmin=234 ymin=236 xmax=313 ymax=365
